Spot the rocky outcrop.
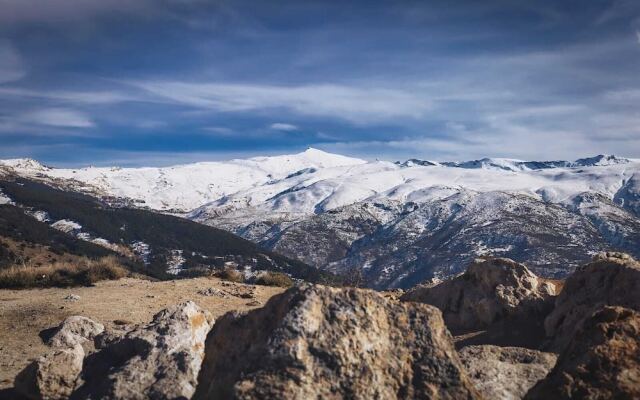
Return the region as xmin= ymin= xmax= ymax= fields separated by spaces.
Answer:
xmin=14 ymin=344 xmax=85 ymax=400
xmin=526 ymin=306 xmax=640 ymax=399
xmin=47 ymin=316 xmax=104 ymax=349
xmin=544 ymin=252 xmax=640 ymax=351
xmin=459 ymin=345 xmax=557 ymax=400
xmin=14 ymin=315 xmax=104 ymax=400
xmin=73 ymin=301 xmax=214 ymax=400
xmin=194 ymin=284 xmax=481 ymax=400
xmin=401 ymin=257 xmax=556 ymax=347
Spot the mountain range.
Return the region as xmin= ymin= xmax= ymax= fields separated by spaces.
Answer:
xmin=2 ymin=149 xmax=639 ymax=288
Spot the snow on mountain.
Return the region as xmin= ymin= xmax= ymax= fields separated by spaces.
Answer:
xmin=2 ymin=149 xmax=639 ymax=288
xmin=0 ymin=148 xmax=366 ymax=212
xmin=189 ymin=156 xmax=639 ymax=220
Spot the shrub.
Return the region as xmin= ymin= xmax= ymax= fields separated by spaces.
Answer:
xmin=215 ymin=267 xmax=245 ymax=283
xmin=0 ymin=256 xmax=128 ymax=289
xmin=255 ymin=271 xmax=294 ymax=287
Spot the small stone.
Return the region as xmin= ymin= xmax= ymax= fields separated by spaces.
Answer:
xmin=197 ymin=287 xmax=228 ymax=298
xmin=64 ymin=294 xmax=80 ymax=302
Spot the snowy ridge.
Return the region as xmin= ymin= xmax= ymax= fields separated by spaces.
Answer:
xmin=0 ymin=148 xmax=366 ymax=212
xmin=2 ymin=149 xmax=640 ymax=287
xmin=2 ymin=150 xmax=638 ymax=216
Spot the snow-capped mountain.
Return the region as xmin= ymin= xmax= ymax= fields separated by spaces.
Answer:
xmin=2 ymin=149 xmax=639 ymax=288
xmin=0 ymin=148 xmax=365 ymax=212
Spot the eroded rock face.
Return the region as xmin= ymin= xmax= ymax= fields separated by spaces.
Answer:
xmin=73 ymin=301 xmax=214 ymax=400
xmin=401 ymin=258 xmax=556 ymax=347
xmin=194 ymin=284 xmax=481 ymax=400
xmin=544 ymin=252 xmax=640 ymax=352
xmin=47 ymin=316 xmax=104 ymax=348
xmin=526 ymin=306 xmax=640 ymax=400
xmin=14 ymin=344 xmax=85 ymax=400
xmin=459 ymin=345 xmax=557 ymax=400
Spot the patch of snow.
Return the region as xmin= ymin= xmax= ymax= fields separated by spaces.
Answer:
xmin=51 ymin=219 xmax=82 ymax=234
xmin=131 ymin=241 xmax=151 ymax=265
xmin=0 ymin=189 xmax=14 ymax=205
xmin=25 ymin=209 xmax=50 ymax=222
xmin=166 ymin=249 xmax=185 ymax=275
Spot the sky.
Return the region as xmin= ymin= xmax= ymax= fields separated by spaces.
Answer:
xmin=0 ymin=0 xmax=639 ymax=166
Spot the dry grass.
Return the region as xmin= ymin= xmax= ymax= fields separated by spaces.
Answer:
xmin=255 ymin=271 xmax=294 ymax=287
xmin=0 ymin=256 xmax=128 ymax=289
xmin=214 ymin=267 xmax=245 ymax=283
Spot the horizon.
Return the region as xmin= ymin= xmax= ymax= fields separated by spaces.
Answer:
xmin=1 ymin=0 xmax=639 ymax=165
xmin=1 ymin=147 xmax=636 ymax=169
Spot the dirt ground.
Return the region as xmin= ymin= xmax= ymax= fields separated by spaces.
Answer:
xmin=0 ymin=277 xmax=284 ymax=390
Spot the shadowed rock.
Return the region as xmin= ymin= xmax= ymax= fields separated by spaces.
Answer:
xmin=401 ymin=258 xmax=556 ymax=348
xmin=526 ymin=306 xmax=640 ymax=399
xmin=544 ymin=252 xmax=640 ymax=352
xmin=459 ymin=345 xmax=557 ymax=400
xmin=72 ymin=301 xmax=213 ymax=400
xmin=14 ymin=344 xmax=85 ymax=400
xmin=194 ymin=284 xmax=481 ymax=400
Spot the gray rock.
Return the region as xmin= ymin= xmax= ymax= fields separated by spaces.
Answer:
xmin=194 ymin=284 xmax=481 ymax=400
xmin=459 ymin=345 xmax=557 ymax=400
xmin=47 ymin=316 xmax=104 ymax=348
xmin=74 ymin=301 xmax=214 ymax=400
xmin=197 ymin=287 xmax=228 ymax=298
xmin=14 ymin=344 xmax=85 ymax=400
xmin=401 ymin=258 xmax=556 ymax=347
xmin=544 ymin=252 xmax=640 ymax=352
xmin=63 ymin=294 xmax=80 ymax=302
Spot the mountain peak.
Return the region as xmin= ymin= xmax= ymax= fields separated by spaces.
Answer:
xmin=574 ymin=154 xmax=630 ymax=167
xmin=0 ymin=158 xmax=49 ymax=171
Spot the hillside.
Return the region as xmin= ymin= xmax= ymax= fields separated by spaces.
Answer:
xmin=0 ymin=177 xmax=333 ymax=284
xmin=3 ymin=149 xmax=639 ymax=288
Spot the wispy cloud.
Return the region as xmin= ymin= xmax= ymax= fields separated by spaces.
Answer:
xmin=19 ymin=108 xmax=95 ymax=128
xmin=269 ymin=122 xmax=298 ymax=131
xmin=132 ymin=81 xmax=431 ymax=124
xmin=0 ymin=40 xmax=25 ymax=83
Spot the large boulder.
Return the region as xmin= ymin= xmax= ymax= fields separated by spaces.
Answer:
xmin=72 ymin=301 xmax=214 ymax=400
xmin=47 ymin=316 xmax=104 ymax=349
xmin=526 ymin=306 xmax=640 ymax=399
xmin=194 ymin=284 xmax=481 ymax=400
xmin=14 ymin=344 xmax=85 ymax=400
xmin=401 ymin=258 xmax=556 ymax=347
xmin=544 ymin=252 xmax=640 ymax=352
xmin=459 ymin=345 xmax=557 ymax=400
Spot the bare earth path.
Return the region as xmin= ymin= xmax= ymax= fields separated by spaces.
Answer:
xmin=0 ymin=277 xmax=284 ymax=389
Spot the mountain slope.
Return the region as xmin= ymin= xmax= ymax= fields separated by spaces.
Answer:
xmin=2 ymin=150 xmax=639 ymax=289
xmin=0 ymin=148 xmax=365 ymax=212
xmin=0 ymin=177 xmax=332 ymax=283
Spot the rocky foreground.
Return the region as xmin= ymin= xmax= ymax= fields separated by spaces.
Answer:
xmin=7 ymin=252 xmax=640 ymax=399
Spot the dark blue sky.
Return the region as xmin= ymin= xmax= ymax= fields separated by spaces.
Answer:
xmin=0 ymin=0 xmax=639 ymax=166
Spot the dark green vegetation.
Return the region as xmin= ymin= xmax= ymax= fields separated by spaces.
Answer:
xmin=254 ymin=271 xmax=294 ymax=287
xmin=0 ymin=177 xmax=337 ymax=285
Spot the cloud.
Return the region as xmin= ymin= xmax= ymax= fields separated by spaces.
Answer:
xmin=0 ymin=87 xmax=138 ymax=104
xmin=132 ymin=81 xmax=432 ymax=124
xmin=201 ymin=126 xmax=234 ymax=135
xmin=20 ymin=108 xmax=95 ymax=128
xmin=0 ymin=40 xmax=25 ymax=83
xmin=637 ymin=30 xmax=640 ymax=44
xmin=269 ymin=122 xmax=298 ymax=131
xmin=0 ymin=0 xmax=150 ymax=26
